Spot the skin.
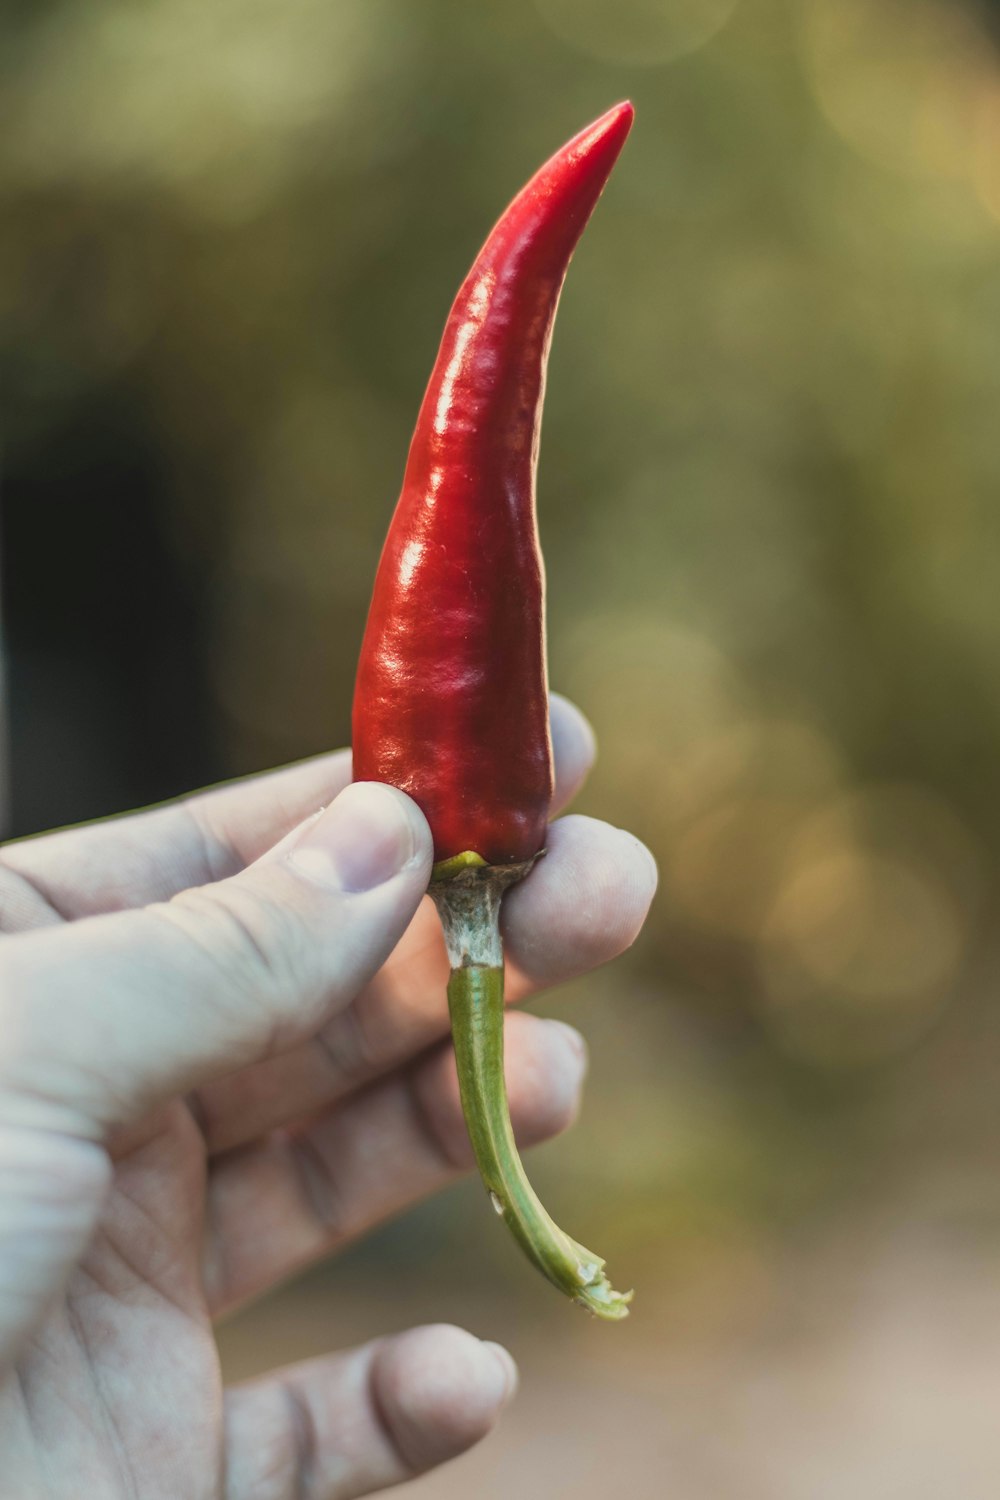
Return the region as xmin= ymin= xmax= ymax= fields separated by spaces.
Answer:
xmin=0 ymin=694 xmax=656 ymax=1499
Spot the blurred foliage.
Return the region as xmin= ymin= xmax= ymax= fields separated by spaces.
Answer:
xmin=5 ymin=0 xmax=1000 ymax=1351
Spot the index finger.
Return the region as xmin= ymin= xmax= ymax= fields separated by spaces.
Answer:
xmin=0 ymin=694 xmax=596 ymax=924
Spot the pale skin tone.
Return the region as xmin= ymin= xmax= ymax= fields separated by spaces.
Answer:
xmin=0 ymin=695 xmax=657 ymax=1499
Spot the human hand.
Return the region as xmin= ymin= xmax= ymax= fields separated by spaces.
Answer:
xmin=0 ymin=695 xmax=656 ymax=1499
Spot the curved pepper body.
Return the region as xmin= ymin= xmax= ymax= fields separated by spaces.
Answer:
xmin=352 ymin=102 xmax=634 ymax=864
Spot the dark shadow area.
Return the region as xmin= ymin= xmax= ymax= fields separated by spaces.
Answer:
xmin=1 ymin=386 xmax=219 ymax=837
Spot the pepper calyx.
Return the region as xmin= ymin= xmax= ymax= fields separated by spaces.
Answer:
xmin=430 ymin=849 xmax=546 ymax=885
xmin=430 ymin=850 xmax=489 ymax=883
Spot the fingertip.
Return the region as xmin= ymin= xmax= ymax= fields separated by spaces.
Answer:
xmin=506 ymin=1014 xmax=588 ymax=1141
xmin=549 ymin=693 xmax=597 ymax=811
xmin=372 ymin=1324 xmax=515 ymax=1472
xmin=562 ymin=816 xmax=659 ymax=952
xmin=289 ymin=782 xmax=433 ymax=895
xmin=480 ymin=1341 xmax=519 ymax=1403
xmin=504 ymin=814 xmax=658 ymax=983
xmin=613 ymin=824 xmax=660 ymax=919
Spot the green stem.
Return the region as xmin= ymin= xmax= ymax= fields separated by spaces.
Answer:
xmin=431 ymin=860 xmax=632 ymax=1321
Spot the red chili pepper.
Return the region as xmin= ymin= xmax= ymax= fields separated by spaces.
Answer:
xmin=352 ymin=104 xmax=634 ymax=1319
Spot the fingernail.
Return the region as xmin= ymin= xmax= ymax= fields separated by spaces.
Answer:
xmin=617 ymin=828 xmax=659 ymax=896
xmin=289 ymin=782 xmax=424 ymax=893
xmin=480 ymin=1341 xmax=519 ymax=1405
xmin=546 ymin=1019 xmax=589 ymax=1074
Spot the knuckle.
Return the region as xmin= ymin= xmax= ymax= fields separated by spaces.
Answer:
xmin=284 ymin=1128 xmax=348 ymax=1238
xmin=156 ymin=879 xmax=316 ymax=1014
xmin=313 ymin=1001 xmax=379 ymax=1093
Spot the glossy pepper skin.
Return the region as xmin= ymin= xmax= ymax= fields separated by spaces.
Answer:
xmin=352 ymin=101 xmax=635 ymax=867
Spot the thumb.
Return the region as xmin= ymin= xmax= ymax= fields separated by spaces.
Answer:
xmin=0 ymin=782 xmax=432 ymax=1142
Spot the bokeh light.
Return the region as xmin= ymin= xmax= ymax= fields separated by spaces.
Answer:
xmin=798 ymin=0 xmax=989 ymax=180
xmin=760 ymin=849 xmax=963 ymax=1065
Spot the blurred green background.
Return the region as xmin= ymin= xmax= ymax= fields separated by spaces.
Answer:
xmin=6 ymin=0 xmax=1000 ymax=1494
